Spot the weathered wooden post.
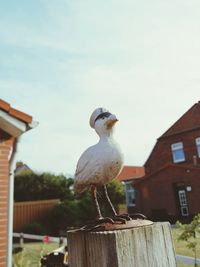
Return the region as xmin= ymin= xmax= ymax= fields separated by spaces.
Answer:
xmin=67 ymin=222 xmax=176 ymax=267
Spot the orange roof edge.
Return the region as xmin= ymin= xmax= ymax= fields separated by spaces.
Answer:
xmin=9 ymin=108 xmax=32 ymax=124
xmin=0 ymin=99 xmax=11 ymax=112
xmin=0 ymin=99 xmax=32 ymax=124
xmin=117 ymin=165 xmax=145 ymax=182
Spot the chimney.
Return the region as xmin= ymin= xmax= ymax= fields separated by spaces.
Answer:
xmin=193 ymin=155 xmax=197 ymax=166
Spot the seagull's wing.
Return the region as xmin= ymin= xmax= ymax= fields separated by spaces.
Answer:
xmin=75 ymin=145 xmax=95 ymax=179
xmin=75 ymin=151 xmax=90 ymax=177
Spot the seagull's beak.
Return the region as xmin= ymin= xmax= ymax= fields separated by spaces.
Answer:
xmin=106 ymin=115 xmax=118 ymax=129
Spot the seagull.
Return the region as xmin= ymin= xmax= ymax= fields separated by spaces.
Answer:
xmin=74 ymin=108 xmax=124 ymax=222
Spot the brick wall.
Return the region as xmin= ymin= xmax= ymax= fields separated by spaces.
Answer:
xmin=135 ymin=165 xmax=200 ymax=222
xmin=0 ymin=130 xmax=14 ymax=267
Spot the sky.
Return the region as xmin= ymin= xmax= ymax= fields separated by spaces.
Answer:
xmin=1 ymin=0 xmax=200 ymax=176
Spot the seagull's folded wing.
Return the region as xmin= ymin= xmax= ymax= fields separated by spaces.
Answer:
xmin=75 ymin=145 xmax=98 ymax=180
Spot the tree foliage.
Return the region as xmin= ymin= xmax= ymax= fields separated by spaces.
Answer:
xmin=14 ymin=171 xmax=74 ymax=201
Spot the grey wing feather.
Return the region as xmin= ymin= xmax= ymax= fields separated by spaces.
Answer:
xmin=75 ymin=146 xmax=95 ymax=180
xmin=75 ymin=157 xmax=89 ymax=177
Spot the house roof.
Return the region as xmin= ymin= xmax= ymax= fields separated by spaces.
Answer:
xmin=0 ymin=99 xmax=32 ymax=124
xmin=117 ymin=165 xmax=145 ymax=182
xmin=159 ymin=102 xmax=200 ymax=139
xmin=0 ymin=99 xmax=37 ymax=137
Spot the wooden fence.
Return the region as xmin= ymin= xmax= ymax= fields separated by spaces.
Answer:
xmin=14 ymin=199 xmax=60 ymax=231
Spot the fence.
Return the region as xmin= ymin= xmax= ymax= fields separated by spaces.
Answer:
xmin=13 ymin=232 xmax=67 ymax=244
xmin=14 ymin=199 xmax=60 ymax=231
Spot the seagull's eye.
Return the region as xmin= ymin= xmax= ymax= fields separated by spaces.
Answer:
xmin=101 ymin=116 xmax=105 ymax=120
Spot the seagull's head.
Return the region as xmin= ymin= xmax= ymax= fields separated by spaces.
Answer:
xmin=89 ymin=108 xmax=118 ymax=137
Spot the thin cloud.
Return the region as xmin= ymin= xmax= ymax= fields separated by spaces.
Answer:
xmin=0 ymin=0 xmax=200 ymax=174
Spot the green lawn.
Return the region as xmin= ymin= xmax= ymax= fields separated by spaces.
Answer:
xmin=13 ymin=228 xmax=200 ymax=267
xmin=172 ymin=227 xmax=200 ymax=258
xmin=13 ymin=242 xmax=58 ymax=267
xmin=172 ymin=227 xmax=200 ymax=267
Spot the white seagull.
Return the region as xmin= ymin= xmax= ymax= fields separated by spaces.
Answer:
xmin=74 ymin=108 xmax=124 ymax=221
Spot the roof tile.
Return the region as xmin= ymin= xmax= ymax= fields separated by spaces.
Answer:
xmin=117 ymin=166 xmax=145 ymax=181
xmin=160 ymin=102 xmax=200 ymax=139
xmin=0 ymin=99 xmax=32 ymax=124
xmin=0 ymin=99 xmax=10 ymax=112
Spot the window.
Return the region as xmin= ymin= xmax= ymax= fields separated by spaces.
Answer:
xmin=178 ymin=190 xmax=189 ymax=216
xmin=181 ymin=206 xmax=189 ymax=216
xmin=195 ymin=137 xmax=200 ymax=157
xmin=171 ymin=142 xmax=185 ymax=163
xmin=178 ymin=190 xmax=188 ymax=206
xmin=125 ymin=182 xmax=136 ymax=207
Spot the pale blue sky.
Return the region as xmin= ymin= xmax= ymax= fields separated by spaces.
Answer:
xmin=1 ymin=0 xmax=200 ymax=175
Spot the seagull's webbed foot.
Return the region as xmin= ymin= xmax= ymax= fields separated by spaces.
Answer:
xmin=80 ymin=216 xmax=125 ymax=232
xmin=114 ymin=214 xmax=132 ymax=221
xmin=79 ymin=213 xmax=147 ymax=231
xmin=112 ymin=215 xmax=127 ymax=223
xmin=80 ymin=217 xmax=114 ymax=232
xmin=95 ymin=217 xmax=115 ymax=224
xmin=113 ymin=213 xmax=147 ymax=222
xmin=129 ymin=213 xmax=147 ymax=219
xmin=80 ymin=224 xmax=105 ymax=232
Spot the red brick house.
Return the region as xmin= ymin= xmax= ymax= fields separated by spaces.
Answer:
xmin=0 ymin=99 xmax=37 ymax=266
xmin=134 ymin=102 xmax=200 ymax=223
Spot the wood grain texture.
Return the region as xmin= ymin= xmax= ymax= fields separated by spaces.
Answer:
xmin=67 ymin=222 xmax=176 ymax=267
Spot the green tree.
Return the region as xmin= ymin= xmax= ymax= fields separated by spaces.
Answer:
xmin=14 ymin=171 xmax=73 ymax=201
xmin=177 ymin=214 xmax=200 ymax=267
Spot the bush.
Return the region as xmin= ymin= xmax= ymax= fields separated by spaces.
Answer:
xmin=19 ymin=222 xmax=45 ymax=235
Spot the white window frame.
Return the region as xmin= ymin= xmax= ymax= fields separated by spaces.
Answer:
xmin=125 ymin=181 xmax=136 ymax=207
xmin=181 ymin=206 xmax=189 ymax=216
xmin=178 ymin=190 xmax=189 ymax=216
xmin=195 ymin=137 xmax=200 ymax=157
xmin=178 ymin=190 xmax=188 ymax=206
xmin=171 ymin=142 xmax=185 ymax=163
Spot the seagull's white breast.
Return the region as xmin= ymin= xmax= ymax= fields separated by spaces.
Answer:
xmin=74 ymin=138 xmax=123 ymax=191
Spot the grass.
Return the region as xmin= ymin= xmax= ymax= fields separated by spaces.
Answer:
xmin=13 ymin=242 xmax=58 ymax=267
xmin=171 ymin=227 xmax=200 ymax=258
xmin=172 ymin=227 xmax=200 ymax=267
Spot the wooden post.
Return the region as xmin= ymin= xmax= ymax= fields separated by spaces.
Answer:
xmin=67 ymin=222 xmax=176 ymax=267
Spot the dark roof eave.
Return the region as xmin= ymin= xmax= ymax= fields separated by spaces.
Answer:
xmin=158 ymin=126 xmax=200 ymax=141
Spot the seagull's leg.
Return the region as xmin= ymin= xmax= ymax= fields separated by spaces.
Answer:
xmin=89 ymin=185 xmax=115 ymax=226
xmin=91 ymin=185 xmax=103 ymax=219
xmin=103 ymin=184 xmax=117 ymax=216
xmin=103 ymin=185 xmax=131 ymax=222
xmin=80 ymin=185 xmax=124 ymax=231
